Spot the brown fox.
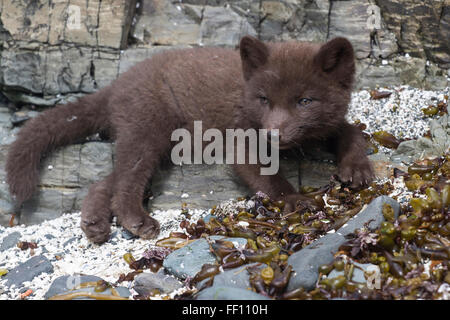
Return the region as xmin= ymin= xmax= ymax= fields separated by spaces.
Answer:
xmin=5 ymin=36 xmax=374 ymax=243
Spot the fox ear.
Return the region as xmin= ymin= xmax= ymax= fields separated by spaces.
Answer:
xmin=240 ymin=36 xmax=269 ymax=81
xmin=314 ymin=37 xmax=355 ymax=88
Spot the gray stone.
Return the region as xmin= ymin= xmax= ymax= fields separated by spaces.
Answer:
xmin=79 ymin=142 xmax=113 ymax=185
xmin=133 ymin=271 xmax=183 ymax=295
xmin=196 ymin=286 xmax=271 ymax=300
xmin=0 ymin=231 xmax=21 ymax=252
xmin=328 ymin=0 xmax=398 ymax=59
xmin=45 ymin=275 xmax=102 ymax=299
xmin=376 ymin=0 xmax=449 ymax=66
xmin=5 ymin=255 xmax=53 ymax=287
xmin=287 ymin=196 xmax=399 ymax=291
xmin=259 ymin=0 xmax=330 ymax=43
xmin=63 ymin=237 xmax=77 ymax=247
xmin=149 ymin=163 xmax=251 ymax=211
xmin=44 ymin=274 xmax=130 ymax=300
xmin=131 ymin=0 xmax=200 ymax=46
xmin=392 ymin=114 xmax=450 ymax=162
xmin=355 ymin=59 xmax=398 ymax=89
xmin=199 ymin=6 xmax=257 ymax=47
xmin=118 ymin=46 xmax=191 ymax=74
xmin=0 ymin=1 xmax=131 ymax=103
xmin=121 ymin=229 xmax=137 ymax=240
xmin=425 ymin=63 xmax=449 ymax=90
xmin=163 ymin=236 xmax=247 ymax=280
xmin=338 ymin=196 xmax=400 ymax=235
xmin=0 ymin=141 xmax=115 ymax=226
xmin=199 ymin=263 xmax=266 ymax=290
xmin=355 ymin=56 xmax=427 ymax=89
xmin=391 ymin=56 xmax=426 ymax=87
xmin=203 ymin=214 xmax=214 ymax=223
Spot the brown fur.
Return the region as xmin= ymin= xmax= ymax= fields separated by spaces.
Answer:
xmin=5 ymin=36 xmax=373 ymax=243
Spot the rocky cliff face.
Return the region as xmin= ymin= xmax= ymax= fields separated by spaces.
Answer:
xmin=0 ymin=0 xmax=448 ymax=105
xmin=0 ymin=0 xmax=448 ymax=226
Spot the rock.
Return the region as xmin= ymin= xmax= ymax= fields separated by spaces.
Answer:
xmin=131 ymin=0 xmax=200 ymax=46
xmin=259 ymin=0 xmax=330 ymax=42
xmin=63 ymin=237 xmax=78 ymax=248
xmin=199 ymin=6 xmax=257 ymax=47
xmin=44 ymin=274 xmax=130 ymax=299
xmin=355 ymin=59 xmax=398 ymax=89
xmin=0 ymin=231 xmax=21 ymax=252
xmin=149 ymin=163 xmax=251 ymax=211
xmin=376 ymin=0 xmax=450 ymax=67
xmin=5 ymin=255 xmax=53 ymax=287
xmin=133 ymin=271 xmax=183 ymax=296
xmin=10 ymin=110 xmax=39 ymax=126
xmin=369 ymin=153 xmax=394 ymax=180
xmin=424 ymin=63 xmax=449 ymax=90
xmin=196 ymin=286 xmax=271 ymax=300
xmin=1 ymin=0 xmax=135 ymax=49
xmin=0 ymin=0 xmax=448 ymax=228
xmin=79 ymin=142 xmax=114 ymax=185
xmin=131 ymin=1 xmax=256 ymax=48
xmin=0 ymin=141 xmax=115 ymax=226
xmin=0 ymin=107 xmax=18 ymax=147
xmin=391 ymin=56 xmax=426 ymax=87
xmin=392 ymin=114 xmax=450 ymax=162
xmin=118 ymin=46 xmax=191 ymax=74
xmin=299 ymin=159 xmax=336 ymax=188
xmin=121 ymin=229 xmax=138 ymax=240
xmin=163 ymin=236 xmax=247 ymax=280
xmin=45 ymin=275 xmax=101 ymax=299
xmin=0 ymin=0 xmax=448 ymax=110
xmin=0 ymin=1 xmax=133 ymax=103
xmin=198 ymin=263 xmax=266 ymax=290
xmin=287 ymin=196 xmax=399 ymax=291
xmin=328 ymin=0 xmax=398 ymax=59
xmin=355 ymin=56 xmax=427 ymax=89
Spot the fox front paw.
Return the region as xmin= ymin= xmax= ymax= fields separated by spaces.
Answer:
xmin=81 ymin=216 xmax=111 ymax=244
xmin=118 ymin=213 xmax=160 ymax=240
xmin=338 ymin=155 xmax=375 ymax=188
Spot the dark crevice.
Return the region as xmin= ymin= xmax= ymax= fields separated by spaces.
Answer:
xmin=326 ymin=0 xmax=332 ymax=40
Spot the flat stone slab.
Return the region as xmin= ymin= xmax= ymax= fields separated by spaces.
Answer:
xmin=287 ymin=196 xmax=400 ymax=291
xmin=0 ymin=231 xmax=21 ymax=252
xmin=44 ymin=275 xmax=130 ymax=300
xmin=163 ymin=236 xmax=247 ymax=280
xmin=195 ymin=286 xmax=271 ymax=300
xmin=5 ymin=255 xmax=53 ymax=288
xmin=196 ymin=262 xmax=267 ymax=291
xmin=133 ymin=271 xmax=183 ymax=296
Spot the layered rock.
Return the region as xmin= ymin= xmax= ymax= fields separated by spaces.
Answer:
xmin=0 ymin=0 xmax=448 ymax=104
xmin=0 ymin=0 xmax=448 ymax=225
xmin=375 ymin=0 xmax=450 ymax=68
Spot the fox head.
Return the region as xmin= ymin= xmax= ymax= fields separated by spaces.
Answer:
xmin=239 ymin=36 xmax=355 ymax=149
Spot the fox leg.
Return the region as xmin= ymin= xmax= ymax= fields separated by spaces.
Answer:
xmin=109 ymin=127 xmax=174 ymax=239
xmin=331 ymin=122 xmax=375 ymax=188
xmin=80 ymin=174 xmax=114 ymax=243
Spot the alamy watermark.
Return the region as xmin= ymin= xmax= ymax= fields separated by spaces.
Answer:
xmin=171 ymin=121 xmax=280 ymax=175
xmin=66 ymin=5 xmax=81 ymax=30
xmin=366 ymin=265 xmax=381 ymax=289
xmin=366 ymin=4 xmax=381 ymax=30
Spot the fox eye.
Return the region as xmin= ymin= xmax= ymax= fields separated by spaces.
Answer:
xmin=259 ymin=96 xmax=269 ymax=105
xmin=297 ymin=98 xmax=312 ymax=107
